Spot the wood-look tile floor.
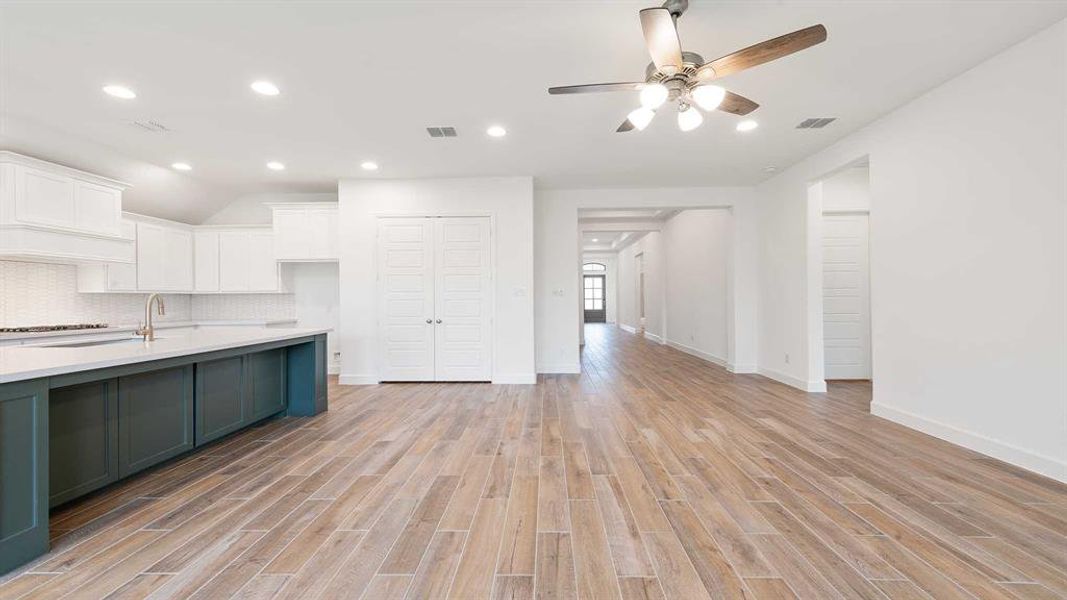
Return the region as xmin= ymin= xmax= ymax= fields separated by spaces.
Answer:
xmin=3 ymin=324 xmax=1066 ymax=599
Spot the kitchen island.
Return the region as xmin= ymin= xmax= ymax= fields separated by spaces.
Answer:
xmin=0 ymin=327 xmax=330 ymax=574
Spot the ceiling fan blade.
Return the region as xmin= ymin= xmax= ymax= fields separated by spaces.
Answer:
xmin=702 ymin=24 xmax=827 ymax=79
xmin=616 ymin=119 xmax=635 ymax=133
xmin=719 ymin=91 xmax=759 ymax=115
xmin=639 ymin=8 xmax=683 ymax=72
xmin=548 ymin=82 xmax=646 ymax=95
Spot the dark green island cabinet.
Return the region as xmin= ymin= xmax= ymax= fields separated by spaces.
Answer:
xmin=0 ymin=333 xmax=327 ymax=575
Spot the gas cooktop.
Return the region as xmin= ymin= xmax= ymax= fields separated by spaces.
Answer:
xmin=0 ymin=323 xmax=110 ymax=333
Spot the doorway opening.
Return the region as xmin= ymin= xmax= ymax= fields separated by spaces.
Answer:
xmin=582 ymin=262 xmax=606 ymax=323
xmin=816 ymin=163 xmax=872 ymax=383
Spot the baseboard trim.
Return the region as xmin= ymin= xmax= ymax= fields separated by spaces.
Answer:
xmin=338 ymin=374 xmax=379 ymax=385
xmin=666 ymin=339 xmax=727 ymax=367
xmin=492 ymin=373 xmax=537 ymax=385
xmin=757 ymin=367 xmax=827 ymax=393
xmin=728 ymin=363 xmax=758 ymax=374
xmin=536 ymin=363 xmax=581 ymax=375
xmin=619 ymin=323 xmax=637 ymax=334
xmin=872 ymin=403 xmax=1067 ymax=483
xmin=328 ymin=364 xmax=341 ymax=375
xmin=644 ymin=332 xmax=665 ymax=344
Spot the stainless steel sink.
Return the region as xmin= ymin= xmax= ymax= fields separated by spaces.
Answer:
xmin=43 ymin=337 xmax=151 ymax=348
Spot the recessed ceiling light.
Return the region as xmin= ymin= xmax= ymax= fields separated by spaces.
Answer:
xmin=737 ymin=120 xmax=759 ymax=132
xmin=361 ymin=161 xmax=379 ymax=171
xmin=251 ymin=80 xmax=280 ymax=96
xmin=171 ymin=162 xmax=192 ymax=171
xmin=592 ymin=238 xmax=599 ymax=242
xmin=763 ymin=166 xmax=777 ymax=173
xmin=102 ymin=85 xmax=136 ymax=99
xmin=266 ymin=161 xmax=285 ymax=171
xmin=486 ymin=125 xmax=507 ymax=138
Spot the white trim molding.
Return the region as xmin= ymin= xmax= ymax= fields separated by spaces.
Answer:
xmin=618 ymin=323 xmax=637 ymax=334
xmin=666 ymin=339 xmax=727 ymax=367
xmin=872 ymin=403 xmax=1067 ymax=484
xmin=727 ymin=363 xmax=758 ymax=374
xmin=758 ymin=367 xmax=828 ymax=393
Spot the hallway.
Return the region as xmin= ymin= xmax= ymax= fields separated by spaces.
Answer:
xmin=2 ymin=324 xmax=1065 ymax=599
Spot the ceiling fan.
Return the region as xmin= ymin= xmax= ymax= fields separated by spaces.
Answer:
xmin=548 ymin=0 xmax=826 ymax=133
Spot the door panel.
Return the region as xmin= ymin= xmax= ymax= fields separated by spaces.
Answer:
xmin=822 ymin=214 xmax=871 ymax=379
xmin=434 ymin=217 xmax=491 ymax=381
xmin=195 ymin=356 xmax=247 ymax=445
xmin=118 ymin=366 xmax=194 ymax=477
xmin=249 ymin=348 xmax=287 ymax=421
xmin=583 ymin=275 xmax=606 ymax=323
xmin=378 ymin=218 xmax=435 ymax=381
xmin=49 ymin=380 xmax=119 ymax=506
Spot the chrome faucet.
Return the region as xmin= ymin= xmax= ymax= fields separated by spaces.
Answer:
xmin=136 ymin=293 xmax=165 ymax=341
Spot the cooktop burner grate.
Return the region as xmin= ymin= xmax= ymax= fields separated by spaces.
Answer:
xmin=0 ymin=323 xmax=110 ymax=333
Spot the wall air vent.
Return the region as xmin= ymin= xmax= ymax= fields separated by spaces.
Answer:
xmin=129 ymin=120 xmax=172 ymax=133
xmin=426 ymin=126 xmax=457 ymax=138
xmin=796 ymin=117 xmax=836 ymax=129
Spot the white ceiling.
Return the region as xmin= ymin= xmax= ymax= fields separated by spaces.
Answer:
xmin=2 ymin=1 xmax=1065 ymax=223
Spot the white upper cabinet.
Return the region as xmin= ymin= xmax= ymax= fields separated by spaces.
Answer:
xmin=133 ymin=218 xmax=194 ymax=292
xmin=0 ymin=152 xmax=132 ymax=263
xmin=194 ymin=230 xmax=220 ymax=292
xmin=217 ymin=228 xmax=286 ymax=292
xmin=269 ymin=202 xmax=338 ymax=261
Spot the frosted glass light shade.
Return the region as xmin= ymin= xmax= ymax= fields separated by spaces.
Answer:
xmin=677 ymin=106 xmax=703 ymax=131
xmin=639 ymin=84 xmax=668 ymax=109
xmin=691 ymin=85 xmax=726 ymax=111
xmin=627 ymin=107 xmax=656 ymax=130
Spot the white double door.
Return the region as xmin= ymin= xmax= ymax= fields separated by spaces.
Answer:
xmin=378 ymin=216 xmax=492 ymax=382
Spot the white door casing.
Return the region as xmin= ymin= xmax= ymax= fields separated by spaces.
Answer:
xmin=822 ymin=213 xmax=871 ymax=379
xmin=376 ymin=216 xmax=492 ymax=382
xmin=378 ymin=217 xmax=436 ymax=381
xmin=434 ymin=217 xmax=492 ymax=381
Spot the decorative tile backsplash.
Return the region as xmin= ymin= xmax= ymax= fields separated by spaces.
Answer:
xmin=191 ymin=294 xmax=296 ymax=321
xmin=0 ymin=260 xmax=295 ymax=327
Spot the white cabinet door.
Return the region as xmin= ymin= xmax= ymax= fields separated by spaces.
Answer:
xmin=306 ymin=207 xmax=336 ymax=259
xmin=107 ymin=262 xmax=138 ymax=291
xmin=218 ymin=231 xmax=248 ymax=291
xmin=194 ymin=230 xmax=220 ymax=292
xmin=136 ymin=222 xmax=166 ymax=291
xmin=273 ymin=208 xmax=306 ymax=260
xmin=164 ymin=228 xmax=193 ymax=291
xmin=434 ymin=217 xmax=491 ymax=381
xmin=246 ymin=230 xmax=278 ymax=291
xmin=377 ymin=218 xmax=435 ymax=381
xmin=18 ymin=167 xmax=75 ymax=228
xmin=73 ymin=181 xmax=121 ymax=236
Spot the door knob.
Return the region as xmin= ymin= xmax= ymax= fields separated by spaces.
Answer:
xmin=435 ymin=319 xmax=442 ymax=324
xmin=425 ymin=318 xmax=432 ymax=324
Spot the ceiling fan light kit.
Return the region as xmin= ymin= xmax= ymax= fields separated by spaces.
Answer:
xmin=548 ymin=0 xmax=827 ymax=133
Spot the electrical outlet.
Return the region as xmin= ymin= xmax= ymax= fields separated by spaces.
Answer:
xmin=784 ymin=353 xmax=790 ymax=364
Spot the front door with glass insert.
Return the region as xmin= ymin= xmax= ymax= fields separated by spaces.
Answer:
xmin=583 ymin=274 xmax=606 ymax=323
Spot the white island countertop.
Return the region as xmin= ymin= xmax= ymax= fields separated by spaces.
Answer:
xmin=0 ymin=327 xmax=330 ymax=384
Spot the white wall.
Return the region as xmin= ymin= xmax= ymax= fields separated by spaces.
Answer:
xmin=617 ymin=232 xmax=665 ymax=340
xmin=756 ymin=20 xmax=1067 ymax=481
xmin=200 ymin=192 xmax=338 ymax=225
xmin=338 ymin=177 xmax=535 ymax=384
xmin=534 ymin=186 xmax=759 ymax=374
xmin=663 ymin=209 xmax=731 ymax=365
xmin=822 ymin=166 xmax=871 ymax=212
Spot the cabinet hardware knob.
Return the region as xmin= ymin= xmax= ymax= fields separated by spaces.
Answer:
xmin=435 ymin=319 xmax=442 ymax=324
xmin=425 ymin=318 xmax=432 ymax=324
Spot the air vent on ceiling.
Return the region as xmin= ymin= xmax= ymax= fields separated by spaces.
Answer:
xmin=796 ymin=117 xmax=836 ymax=129
xmin=129 ymin=120 xmax=172 ymax=133
xmin=426 ymin=126 xmax=457 ymax=138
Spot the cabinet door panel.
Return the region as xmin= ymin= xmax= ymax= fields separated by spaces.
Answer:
xmin=246 ymin=231 xmax=278 ymax=291
xmin=0 ymin=380 xmax=49 ymax=575
xmin=136 ymin=222 xmax=166 ymax=291
xmin=49 ymin=380 xmax=118 ymax=506
xmin=218 ymin=231 xmax=247 ymax=291
xmin=74 ymin=181 xmax=121 ymax=236
xmin=18 ymin=167 xmax=75 ymax=228
xmin=273 ymin=208 xmax=307 ymax=260
xmin=249 ymin=349 xmax=286 ymax=421
xmin=195 ymin=356 xmax=247 ymax=445
xmin=164 ymin=228 xmax=193 ymax=291
xmin=377 ymin=218 xmax=435 ymax=381
xmin=306 ymin=208 xmax=335 ymax=259
xmin=118 ymin=366 xmax=194 ymax=477
xmin=195 ymin=230 xmax=220 ymax=292
xmin=434 ymin=217 xmax=492 ymax=381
